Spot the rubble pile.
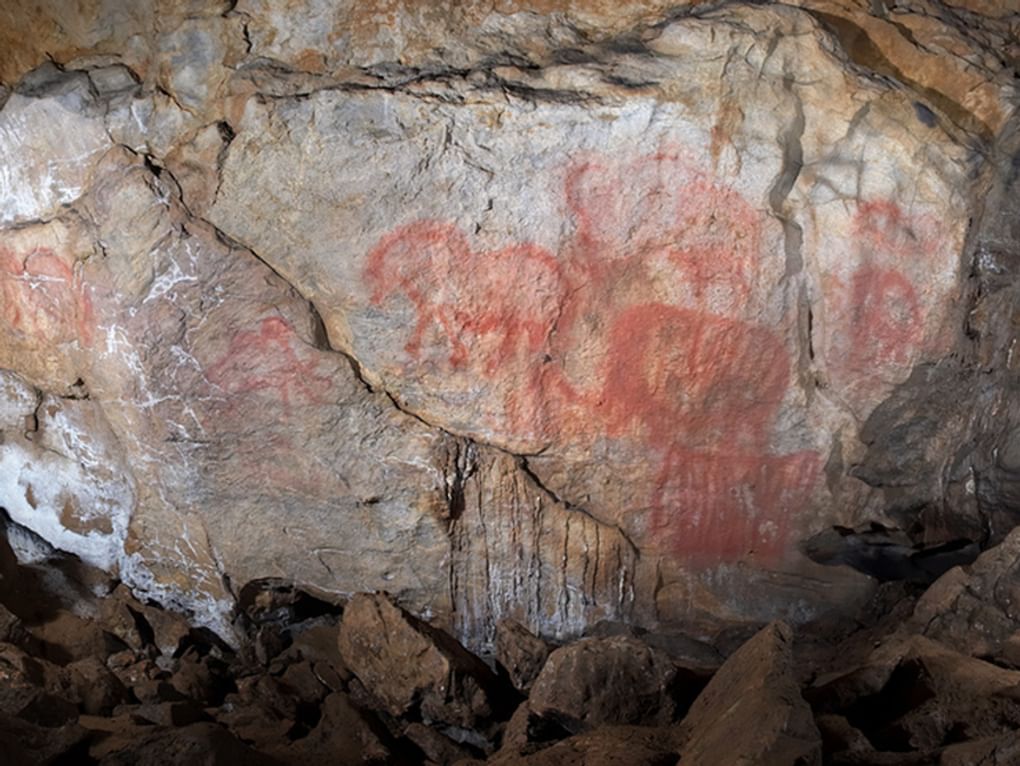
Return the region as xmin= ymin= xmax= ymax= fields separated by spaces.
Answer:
xmin=7 ymin=512 xmax=1020 ymax=765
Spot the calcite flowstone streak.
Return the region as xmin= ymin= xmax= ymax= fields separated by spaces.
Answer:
xmin=0 ymin=0 xmax=1011 ymax=646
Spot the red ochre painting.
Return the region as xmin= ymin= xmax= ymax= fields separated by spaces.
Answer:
xmin=365 ymin=150 xmax=942 ymax=565
xmin=206 ymin=316 xmax=332 ymax=410
xmin=0 ymin=246 xmax=94 ymax=347
xmin=833 ymin=200 xmax=937 ymax=383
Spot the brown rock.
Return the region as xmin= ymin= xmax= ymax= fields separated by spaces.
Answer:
xmin=500 ymin=702 xmax=535 ymax=753
xmin=940 ymin=733 xmax=1020 ymax=766
xmin=216 ymin=703 xmax=293 ymax=754
xmin=815 ymin=714 xmax=872 ymax=759
xmin=676 ymin=621 xmax=821 ymax=766
xmin=0 ymin=711 xmax=88 ymax=766
xmin=66 ymin=655 xmax=131 ymax=715
xmin=280 ymin=691 xmax=390 ymax=765
xmin=29 ymin=611 xmax=124 ymax=664
xmin=528 ymin=636 xmax=680 ymax=733
xmin=168 ymin=649 xmax=221 ymax=704
xmin=278 ymin=659 xmax=329 ymax=706
xmin=910 ymin=527 xmax=1020 ymax=662
xmin=281 ymin=618 xmax=352 ymax=684
xmin=493 ymin=700 xmax=575 ymax=759
xmin=404 ymin=721 xmax=479 ymax=764
xmin=131 ymin=679 xmax=189 ymax=705
xmin=94 ymin=721 xmax=283 ymax=766
xmin=216 ymin=674 xmax=298 ymax=749
xmin=338 ymin=592 xmax=504 ymax=728
xmin=0 ymin=603 xmax=24 ymax=644
xmin=100 ymin=584 xmax=193 ymax=657
xmin=106 ymin=649 xmax=160 ymax=687
xmin=489 ymin=725 xmax=678 ymax=766
xmin=812 ymin=635 xmax=1020 ymax=754
xmin=0 ymin=642 xmax=57 ymax=718
xmin=134 ymin=699 xmax=211 ymax=727
xmin=495 ymin=619 xmax=551 ymax=693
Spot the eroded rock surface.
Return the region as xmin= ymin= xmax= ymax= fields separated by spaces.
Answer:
xmin=528 ymin=636 xmax=681 ymax=733
xmin=0 ymin=0 xmax=1018 ymax=654
xmin=337 ymin=592 xmax=508 ymax=728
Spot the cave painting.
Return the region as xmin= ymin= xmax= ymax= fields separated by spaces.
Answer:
xmin=830 ymin=200 xmax=942 ymax=391
xmin=366 ymin=221 xmax=565 ymax=375
xmin=206 ymin=316 xmax=332 ymax=409
xmin=0 ymin=246 xmax=93 ymax=347
xmin=366 ymin=150 xmax=939 ymax=565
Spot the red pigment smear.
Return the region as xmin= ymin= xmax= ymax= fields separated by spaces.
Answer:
xmin=846 ymin=266 xmax=923 ymax=370
xmin=365 ymin=219 xmax=564 ymax=374
xmin=600 ymin=303 xmax=790 ymax=454
xmin=364 ymin=149 xmax=816 ymax=566
xmin=0 ymin=247 xmax=93 ymax=346
xmin=206 ymin=316 xmax=332 ymax=408
xmin=649 ymin=448 xmax=821 ymax=562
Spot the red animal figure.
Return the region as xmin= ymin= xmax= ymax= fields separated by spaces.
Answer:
xmin=364 ymin=149 xmax=814 ymax=567
xmin=562 ymin=153 xmax=763 ymax=316
xmin=601 ymin=304 xmax=790 ymax=454
xmin=365 ymin=220 xmax=565 ymax=375
xmin=853 ymin=199 xmax=940 ymax=260
xmin=834 ymin=200 xmax=938 ymax=380
xmin=206 ymin=316 xmax=332 ymax=408
xmin=0 ymin=246 xmax=93 ymax=346
xmin=846 ymin=266 xmax=923 ymax=371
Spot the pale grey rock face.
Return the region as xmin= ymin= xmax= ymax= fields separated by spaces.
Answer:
xmin=207 ymin=4 xmax=967 ymax=626
xmin=0 ymin=74 xmax=109 ymax=226
xmin=0 ymin=0 xmax=1015 ymax=649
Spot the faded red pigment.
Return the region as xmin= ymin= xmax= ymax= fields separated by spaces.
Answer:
xmin=206 ymin=316 xmax=332 ymax=409
xmin=365 ymin=153 xmax=933 ymax=565
xmin=366 ymin=220 xmax=564 ymax=373
xmin=365 ymin=151 xmax=812 ymax=564
xmin=832 ymin=200 xmax=936 ymax=380
xmin=0 ymin=246 xmax=94 ymax=347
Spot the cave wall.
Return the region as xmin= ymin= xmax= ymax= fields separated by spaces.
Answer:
xmin=0 ymin=0 xmax=1017 ymax=648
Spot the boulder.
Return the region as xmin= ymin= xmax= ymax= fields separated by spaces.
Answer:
xmin=495 ymin=619 xmax=551 ymax=693
xmin=676 ymin=621 xmax=821 ymax=765
xmin=0 ymin=642 xmax=61 ymax=719
xmin=65 ymin=656 xmax=132 ymax=715
xmin=0 ymin=603 xmax=25 ymax=645
xmin=910 ymin=527 xmax=1020 ymax=662
xmin=809 ymin=635 xmax=1020 ymax=755
xmin=338 ymin=592 xmax=505 ymax=728
xmin=278 ymin=691 xmax=391 ymax=765
xmin=488 ymin=725 xmax=678 ymax=766
xmin=528 ymin=636 xmax=681 ymax=733
xmin=0 ymin=712 xmax=88 ymax=766
xmin=93 ymin=721 xmax=283 ymax=766
xmin=404 ymin=721 xmax=480 ymax=764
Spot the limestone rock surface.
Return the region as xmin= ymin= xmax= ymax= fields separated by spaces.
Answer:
xmin=0 ymin=0 xmax=1017 ymax=650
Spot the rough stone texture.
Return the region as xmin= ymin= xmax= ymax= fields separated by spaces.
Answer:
xmin=0 ymin=0 xmax=1018 ymax=650
xmin=95 ymin=721 xmax=283 ymax=766
xmin=909 ymin=527 xmax=1020 ymax=662
xmin=528 ymin=636 xmax=680 ymax=733
xmin=810 ymin=634 xmax=1020 ymax=757
xmin=495 ymin=619 xmax=551 ymax=693
xmin=489 ymin=725 xmax=678 ymax=766
xmin=676 ymin=621 xmax=822 ymax=765
xmin=337 ymin=592 xmax=504 ymax=727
